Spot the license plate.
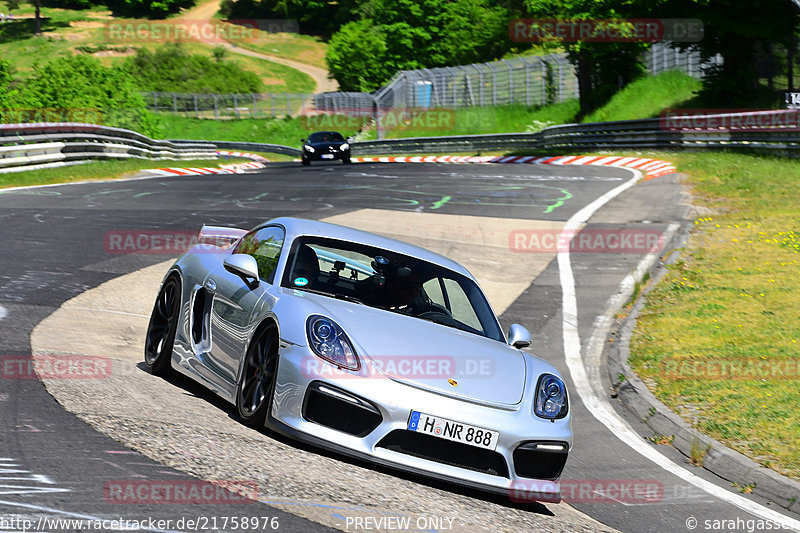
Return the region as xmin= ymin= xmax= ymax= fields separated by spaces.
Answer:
xmin=408 ymin=410 xmax=499 ymax=450
xmin=321 ymin=154 xmax=334 ymax=159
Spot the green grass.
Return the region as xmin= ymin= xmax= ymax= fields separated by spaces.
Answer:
xmin=0 ymin=158 xmax=243 ymax=189
xmin=582 ymin=70 xmax=702 ymax=123
xmin=627 ymin=151 xmax=800 ymax=480
xmin=154 ymin=114 xmax=318 ymax=147
xmin=229 ymin=28 xmax=329 ymax=69
xmin=356 ymin=101 xmax=580 ymax=141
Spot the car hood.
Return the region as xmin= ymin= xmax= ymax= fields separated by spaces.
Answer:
xmin=277 ymin=288 xmax=527 ymax=406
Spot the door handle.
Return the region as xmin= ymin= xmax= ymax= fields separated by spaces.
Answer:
xmin=205 ymin=278 xmax=217 ymax=292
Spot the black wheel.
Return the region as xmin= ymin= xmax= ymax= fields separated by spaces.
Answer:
xmin=144 ymin=275 xmax=181 ymax=375
xmin=236 ymin=322 xmax=279 ymax=427
xmin=342 ymin=157 xmax=351 ymax=164
xmin=301 ymin=157 xmax=310 ymax=166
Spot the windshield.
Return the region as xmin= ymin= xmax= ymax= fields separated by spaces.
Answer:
xmin=308 ymin=132 xmax=345 ymax=143
xmin=281 ymin=236 xmax=504 ymax=342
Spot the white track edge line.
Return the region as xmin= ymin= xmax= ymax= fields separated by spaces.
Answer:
xmin=558 ymin=169 xmax=800 ymax=530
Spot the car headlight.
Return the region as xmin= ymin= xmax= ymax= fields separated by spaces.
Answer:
xmin=534 ymin=374 xmax=568 ymax=420
xmin=304 ymin=145 xmax=315 ymax=153
xmin=306 ymin=315 xmax=360 ymax=371
xmin=340 ymin=143 xmax=350 ymax=151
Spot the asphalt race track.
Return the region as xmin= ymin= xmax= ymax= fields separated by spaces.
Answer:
xmin=1 ymin=161 xmax=798 ymax=532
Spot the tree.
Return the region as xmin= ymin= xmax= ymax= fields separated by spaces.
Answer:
xmin=326 ymin=19 xmax=389 ymax=92
xmin=523 ymin=0 xmax=648 ymax=116
xmin=649 ymin=0 xmax=799 ymax=106
xmin=326 ymin=0 xmax=513 ymax=91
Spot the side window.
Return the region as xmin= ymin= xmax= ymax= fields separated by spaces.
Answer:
xmin=442 ymin=278 xmax=482 ymax=331
xmin=233 ymin=226 xmax=285 ymax=283
xmin=423 ymin=278 xmax=446 ymax=307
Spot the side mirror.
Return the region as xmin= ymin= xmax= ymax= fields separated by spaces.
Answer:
xmin=300 ymin=138 xmax=306 ymax=143
xmin=224 ymin=254 xmax=260 ymax=286
xmin=508 ymin=324 xmax=531 ymax=349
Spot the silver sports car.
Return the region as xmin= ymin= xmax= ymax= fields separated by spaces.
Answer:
xmin=144 ymin=217 xmax=572 ymax=498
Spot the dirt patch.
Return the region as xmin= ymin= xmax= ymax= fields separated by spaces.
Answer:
xmin=70 ymin=20 xmax=105 ymax=29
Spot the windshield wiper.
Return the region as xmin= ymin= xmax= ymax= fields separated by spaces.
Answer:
xmin=294 ymin=287 xmax=365 ymax=305
xmin=334 ymin=293 xmax=365 ymax=305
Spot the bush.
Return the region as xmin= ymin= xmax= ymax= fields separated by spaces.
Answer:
xmin=2 ymin=55 xmax=158 ymax=136
xmin=124 ymin=44 xmax=264 ymax=93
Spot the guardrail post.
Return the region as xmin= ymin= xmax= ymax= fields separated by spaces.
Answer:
xmin=173 ymin=93 xmax=177 ymax=114
xmin=213 ymin=94 xmax=218 ymax=120
xmin=193 ymin=94 xmax=198 ymax=116
xmin=286 ymin=94 xmax=291 ymax=117
xmin=153 ymin=92 xmax=158 ymax=113
xmin=252 ymin=94 xmax=257 ymax=118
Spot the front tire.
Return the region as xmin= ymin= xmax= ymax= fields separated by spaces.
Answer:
xmin=236 ymin=322 xmax=279 ymax=427
xmin=301 ymin=156 xmax=310 ymax=166
xmin=144 ymin=275 xmax=181 ymax=375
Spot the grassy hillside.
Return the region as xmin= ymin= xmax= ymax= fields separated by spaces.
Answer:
xmin=582 ymin=70 xmax=702 ymax=123
xmin=0 ymin=7 xmax=314 ymax=93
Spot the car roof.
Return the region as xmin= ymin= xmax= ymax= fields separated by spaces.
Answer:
xmin=264 ymin=217 xmax=473 ymax=279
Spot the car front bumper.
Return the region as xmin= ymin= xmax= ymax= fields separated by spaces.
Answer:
xmin=269 ymin=343 xmax=573 ymax=500
xmin=303 ymin=150 xmax=350 ymax=161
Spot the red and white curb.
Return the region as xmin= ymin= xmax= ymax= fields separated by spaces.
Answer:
xmin=143 ymin=160 xmax=266 ymax=178
xmin=351 ymin=154 xmax=676 ymax=180
xmin=219 ymin=161 xmax=267 ymax=173
xmin=143 ymin=166 xmax=237 ymax=177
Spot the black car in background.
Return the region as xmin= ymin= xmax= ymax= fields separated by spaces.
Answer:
xmin=301 ymin=131 xmax=351 ymax=165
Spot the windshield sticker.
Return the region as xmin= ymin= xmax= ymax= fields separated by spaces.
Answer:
xmin=293 ymin=277 xmax=309 ymax=287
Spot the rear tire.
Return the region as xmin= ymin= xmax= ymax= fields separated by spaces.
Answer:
xmin=343 ymin=157 xmax=351 ymax=164
xmin=144 ymin=275 xmax=181 ymax=375
xmin=236 ymin=322 xmax=279 ymax=427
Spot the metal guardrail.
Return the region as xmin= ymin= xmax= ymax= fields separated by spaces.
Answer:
xmin=172 ymin=140 xmax=302 ymax=157
xmin=0 ymin=123 xmax=219 ymax=174
xmin=4 ymin=111 xmax=800 ymax=174
xmin=350 ymin=113 xmax=800 ymax=156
